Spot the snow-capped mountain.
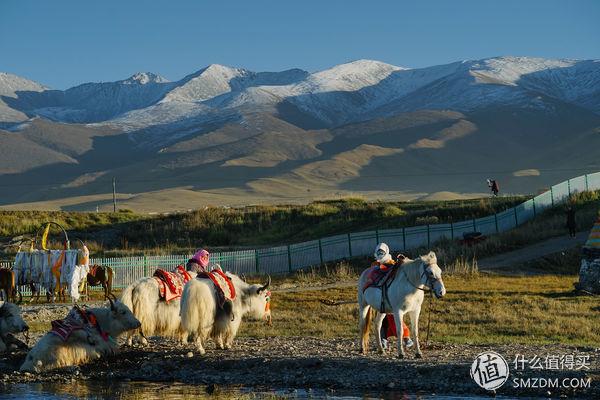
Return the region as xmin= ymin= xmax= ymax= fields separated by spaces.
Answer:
xmin=2 ymin=56 xmax=600 ymax=211
xmin=0 ymin=72 xmax=48 ymax=125
xmin=1 ymin=56 xmax=599 ymax=144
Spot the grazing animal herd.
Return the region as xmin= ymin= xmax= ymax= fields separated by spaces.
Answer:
xmin=0 ymin=246 xmax=446 ymax=373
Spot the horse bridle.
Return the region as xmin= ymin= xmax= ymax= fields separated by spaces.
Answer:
xmin=403 ymin=260 xmax=440 ymax=292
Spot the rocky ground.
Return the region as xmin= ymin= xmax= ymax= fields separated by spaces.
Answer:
xmin=2 ymin=287 xmax=599 ymax=399
xmin=1 ymin=330 xmax=598 ymax=399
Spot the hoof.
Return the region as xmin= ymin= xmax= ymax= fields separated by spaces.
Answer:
xmin=415 ymin=352 xmax=423 ymax=359
xmin=397 ymin=353 xmax=405 ymax=359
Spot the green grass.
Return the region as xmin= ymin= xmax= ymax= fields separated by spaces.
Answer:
xmin=0 ymin=196 xmax=527 ymax=256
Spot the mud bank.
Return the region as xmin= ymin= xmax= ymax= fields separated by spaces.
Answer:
xmin=1 ymin=336 xmax=598 ymax=398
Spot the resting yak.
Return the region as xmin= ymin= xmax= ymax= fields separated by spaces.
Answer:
xmin=20 ymin=297 xmax=140 ymax=372
xmin=0 ymin=301 xmax=29 ymax=352
xmin=180 ymin=273 xmax=271 ymax=355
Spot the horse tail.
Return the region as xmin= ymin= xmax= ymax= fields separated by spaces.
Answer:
xmin=365 ymin=306 xmax=373 ymax=333
xmin=359 ymin=305 xmax=374 ymax=354
xmin=10 ymin=270 xmax=15 ymax=301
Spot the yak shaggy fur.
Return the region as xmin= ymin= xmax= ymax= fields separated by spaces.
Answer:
xmin=20 ymin=300 xmax=140 ymax=372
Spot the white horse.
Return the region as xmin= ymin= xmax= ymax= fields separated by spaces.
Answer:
xmin=357 ymin=251 xmax=446 ymax=359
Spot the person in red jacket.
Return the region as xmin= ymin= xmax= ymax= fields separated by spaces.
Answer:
xmin=373 ymin=243 xmax=413 ymax=350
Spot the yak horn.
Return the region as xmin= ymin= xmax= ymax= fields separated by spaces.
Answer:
xmin=257 ymin=275 xmax=271 ymax=293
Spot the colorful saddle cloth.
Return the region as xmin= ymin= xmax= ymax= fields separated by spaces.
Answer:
xmin=362 ymin=261 xmax=399 ymax=293
xmin=50 ymin=305 xmax=108 ymax=342
xmin=153 ymin=265 xmax=193 ymax=303
xmin=197 ymin=269 xmax=236 ymax=308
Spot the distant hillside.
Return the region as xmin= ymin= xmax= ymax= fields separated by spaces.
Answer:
xmin=0 ymin=56 xmax=599 ymax=211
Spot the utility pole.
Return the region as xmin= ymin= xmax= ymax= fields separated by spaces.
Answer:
xmin=112 ymin=177 xmax=117 ymax=212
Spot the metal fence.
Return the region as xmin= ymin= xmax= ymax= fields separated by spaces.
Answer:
xmin=3 ymin=172 xmax=599 ymax=290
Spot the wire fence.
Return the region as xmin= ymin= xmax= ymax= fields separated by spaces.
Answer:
xmin=2 ymin=172 xmax=599 ymax=292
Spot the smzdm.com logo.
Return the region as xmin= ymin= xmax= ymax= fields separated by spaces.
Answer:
xmin=470 ymin=352 xmax=592 ymax=391
xmin=470 ymin=351 xmax=510 ymax=390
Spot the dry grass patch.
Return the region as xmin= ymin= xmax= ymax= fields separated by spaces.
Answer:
xmin=241 ymin=274 xmax=599 ymax=347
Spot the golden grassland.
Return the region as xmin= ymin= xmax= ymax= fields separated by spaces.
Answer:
xmin=241 ymin=273 xmax=599 ymax=347
xmin=23 ymin=264 xmax=597 ymax=347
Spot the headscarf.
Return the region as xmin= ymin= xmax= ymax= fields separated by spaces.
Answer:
xmin=374 ymin=243 xmax=392 ymax=263
xmin=191 ymin=249 xmax=210 ymax=269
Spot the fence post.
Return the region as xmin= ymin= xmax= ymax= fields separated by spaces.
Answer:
xmin=347 ymin=233 xmax=353 ymax=257
xmin=143 ymin=255 xmax=147 ymax=277
xmin=567 ymin=179 xmax=571 ymax=196
xmin=585 ymin=174 xmax=589 ymax=191
xmin=472 ymin=219 xmax=476 ymax=231
xmin=494 ymin=213 xmax=499 ymax=233
xmin=375 ymin=229 xmax=380 ymax=243
xmin=514 ymin=207 xmax=518 ymax=226
xmin=402 ymin=228 xmax=406 ymax=251
xmin=550 ymin=186 xmax=554 ymax=206
xmin=287 ymin=245 xmax=292 ymax=272
xmin=450 ymin=222 xmax=454 ymax=239
xmin=532 ymin=198 xmax=536 ymax=217
xmin=254 ymin=249 xmax=260 ymax=274
xmin=318 ymin=239 xmax=324 ymax=265
xmin=427 ymin=225 xmax=430 ymax=247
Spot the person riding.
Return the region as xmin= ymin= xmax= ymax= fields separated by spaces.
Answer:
xmin=186 ymin=249 xmax=210 ymax=273
xmin=373 ymin=243 xmax=413 ymax=350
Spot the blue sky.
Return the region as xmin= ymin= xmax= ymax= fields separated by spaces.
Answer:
xmin=1 ymin=0 xmax=599 ymax=89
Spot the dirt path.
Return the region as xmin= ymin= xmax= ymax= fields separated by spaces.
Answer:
xmin=478 ymin=231 xmax=588 ymax=272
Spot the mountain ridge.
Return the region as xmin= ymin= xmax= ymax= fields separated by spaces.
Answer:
xmin=1 ymin=56 xmax=599 ymax=211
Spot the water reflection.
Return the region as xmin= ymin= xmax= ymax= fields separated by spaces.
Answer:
xmin=0 ymin=381 xmax=539 ymax=399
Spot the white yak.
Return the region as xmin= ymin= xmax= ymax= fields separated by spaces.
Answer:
xmin=180 ymin=273 xmax=271 ymax=354
xmin=0 ymin=301 xmax=29 ymax=352
xmin=20 ymin=297 xmax=140 ymax=372
xmin=120 ymin=268 xmax=197 ymax=345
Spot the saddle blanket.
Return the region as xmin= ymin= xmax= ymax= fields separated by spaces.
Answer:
xmin=50 ymin=306 xmax=108 ymax=342
xmin=88 ymin=264 xmax=99 ymax=276
xmin=197 ymin=269 xmax=236 ymax=308
xmin=362 ymin=263 xmax=398 ymax=293
xmin=154 ymin=265 xmax=193 ymax=303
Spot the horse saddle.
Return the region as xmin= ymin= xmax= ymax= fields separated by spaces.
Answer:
xmin=197 ymin=269 xmax=236 ymax=309
xmin=153 ymin=265 xmax=192 ymax=303
xmin=362 ymin=263 xmax=399 ymax=293
xmin=88 ymin=264 xmax=99 ymax=276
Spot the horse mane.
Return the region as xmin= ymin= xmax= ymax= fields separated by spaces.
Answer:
xmin=402 ymin=252 xmax=437 ymax=286
xmin=401 ymin=257 xmax=423 ymax=287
